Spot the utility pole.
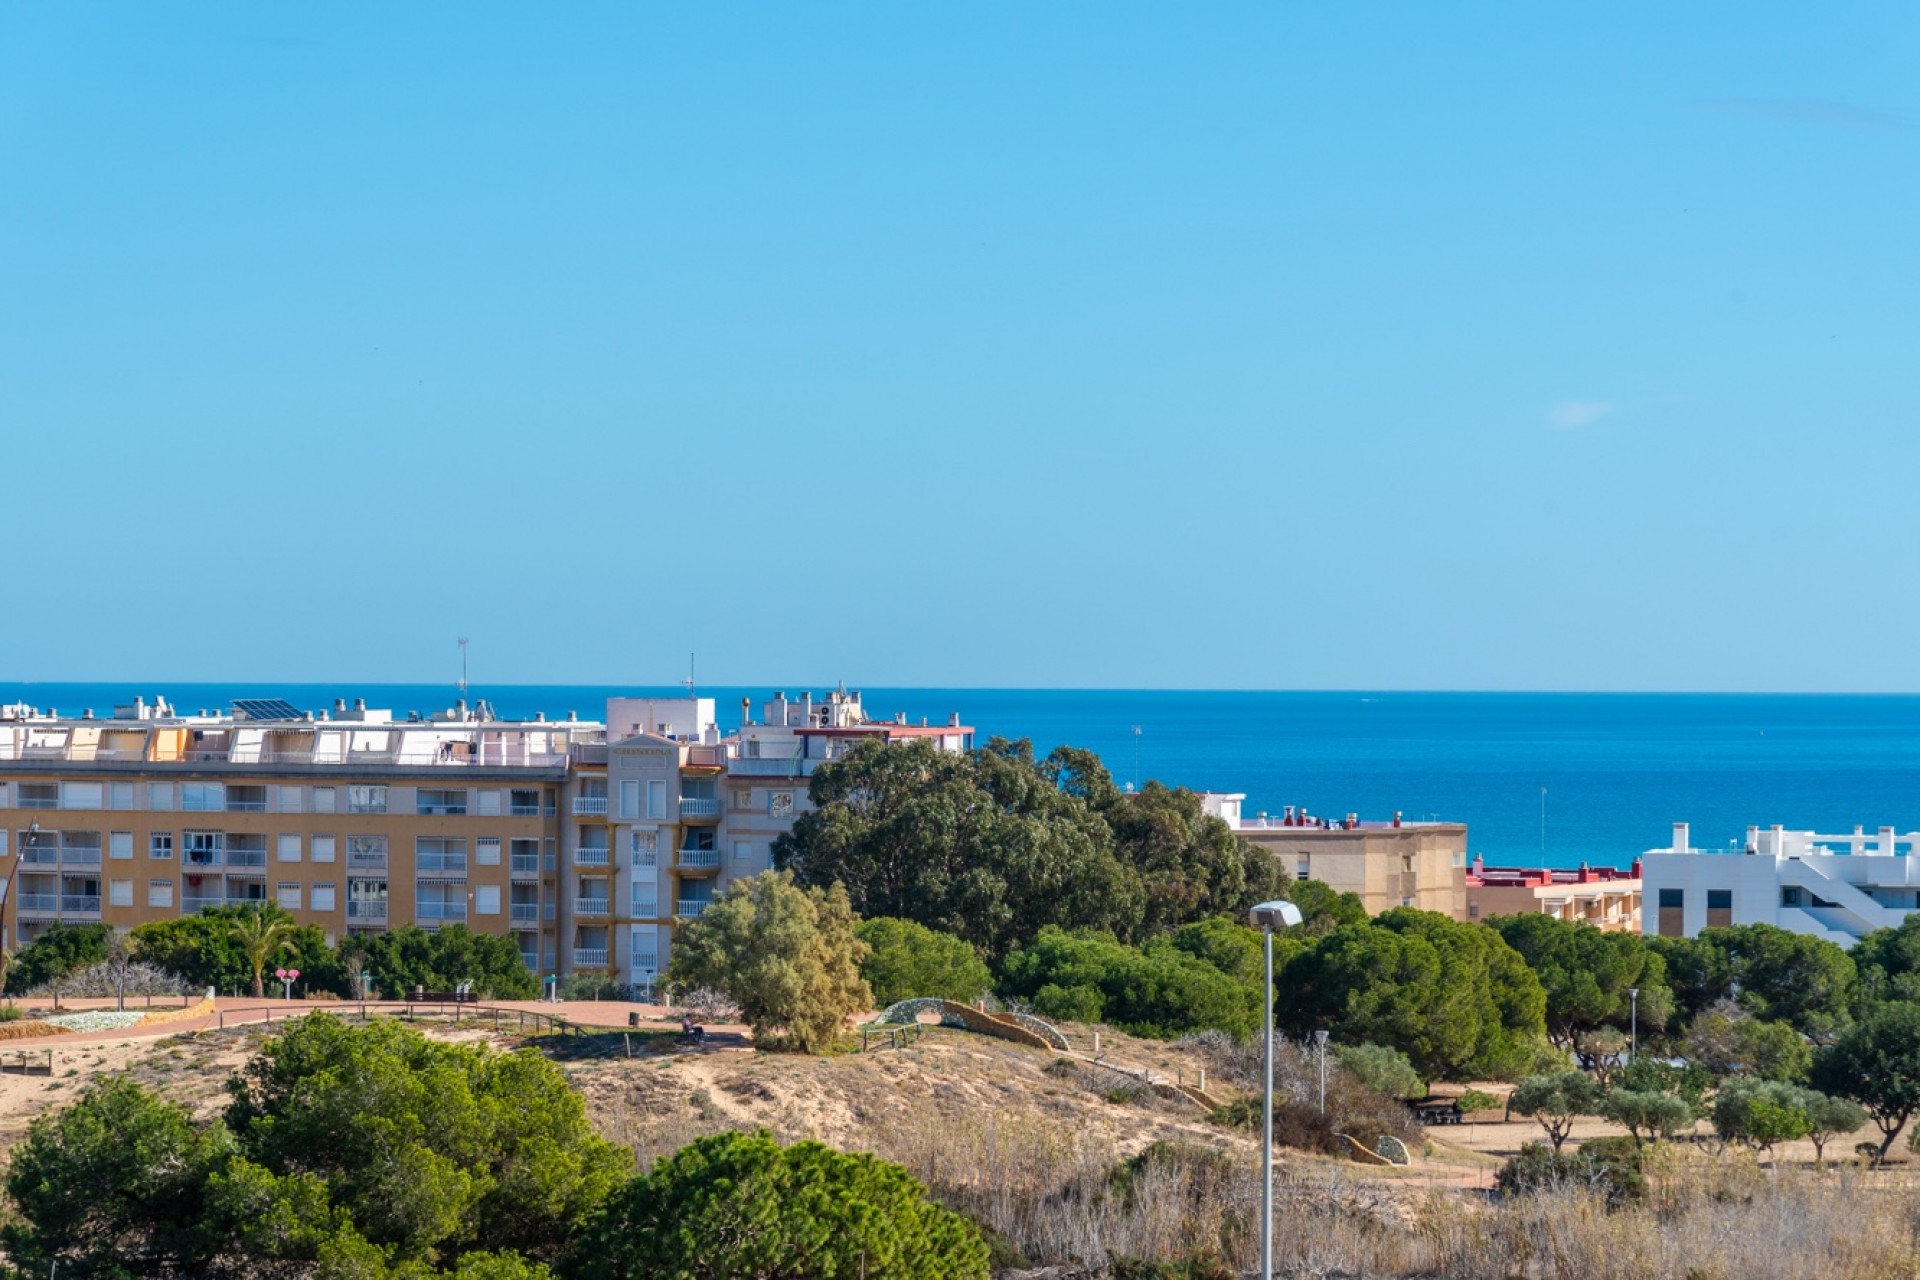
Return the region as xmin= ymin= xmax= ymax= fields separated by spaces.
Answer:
xmin=457 ymin=637 xmax=469 ymax=699
xmin=1131 ymin=726 xmax=1142 ymax=792
xmin=1539 ymin=786 xmax=1547 ymax=859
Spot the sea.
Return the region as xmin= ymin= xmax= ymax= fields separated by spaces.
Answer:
xmin=4 ymin=683 xmax=1919 ymax=870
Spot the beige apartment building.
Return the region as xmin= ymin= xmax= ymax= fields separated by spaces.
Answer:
xmin=1202 ymin=796 xmax=1470 ymax=918
xmin=1464 ymin=858 xmax=1643 ymax=932
xmin=0 ymin=696 xmax=587 ymax=974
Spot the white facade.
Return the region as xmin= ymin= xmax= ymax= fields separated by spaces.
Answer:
xmin=1641 ymin=821 xmax=1920 ymax=947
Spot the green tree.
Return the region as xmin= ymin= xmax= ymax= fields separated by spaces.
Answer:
xmin=1508 ymin=1071 xmax=1602 ymax=1153
xmin=6 ymin=922 xmax=111 ymax=994
xmin=1656 ymin=925 xmax=1855 ymax=1042
xmin=132 ymin=905 xmax=346 ymax=997
xmin=1683 ymin=1002 xmax=1812 ymax=1083
xmin=1166 ymin=916 xmax=1272 ymax=987
xmin=1810 ymin=1002 xmax=1920 ymax=1164
xmin=997 ymin=927 xmax=1261 ymax=1038
xmin=1711 ymin=1078 xmax=1811 ymax=1157
xmin=1792 ymin=1088 xmax=1867 ymax=1167
xmin=229 ymin=906 xmax=299 ymax=999
xmin=564 ymin=1130 xmax=989 ymax=1280
xmin=1276 ymin=878 xmax=1369 ymax=935
xmin=345 ymin=924 xmax=538 ymax=1000
xmin=1601 ymin=1090 xmax=1695 ymax=1147
xmin=854 ymin=917 xmax=992 ymax=1007
xmin=1332 ymin=1043 xmax=1422 ymax=1101
xmin=226 ymin=1013 xmax=630 ymax=1265
xmin=1850 ymin=914 xmax=1920 ymax=1008
xmin=665 ymin=872 xmax=870 ymax=1053
xmin=1280 ymin=911 xmax=1547 ymax=1080
xmin=1488 ymin=913 xmax=1673 ymax=1057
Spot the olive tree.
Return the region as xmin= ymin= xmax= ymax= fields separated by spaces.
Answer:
xmin=1508 ymin=1071 xmax=1602 ymax=1154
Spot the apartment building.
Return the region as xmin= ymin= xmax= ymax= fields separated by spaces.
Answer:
xmin=1465 ymin=856 xmax=1643 ymax=931
xmin=566 ymin=689 xmax=974 ymax=990
xmin=1201 ymin=795 xmax=1470 ymax=919
xmin=0 ymin=696 xmax=592 ymax=974
xmin=1641 ymin=821 xmax=1920 ymax=947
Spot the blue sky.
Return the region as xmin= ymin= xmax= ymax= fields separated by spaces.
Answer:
xmin=2 ymin=5 xmax=1915 ymax=690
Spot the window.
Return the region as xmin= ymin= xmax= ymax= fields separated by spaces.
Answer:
xmin=226 ymin=785 xmax=267 ymax=812
xmin=477 ymin=789 xmax=502 ymax=817
xmin=276 ymin=882 xmax=302 ymax=910
xmin=149 ymin=833 xmax=174 ymax=860
xmin=347 ymin=785 xmax=387 ymax=814
xmin=109 ymin=832 xmax=133 ymax=860
xmin=630 ymin=830 xmax=657 ymax=864
xmin=184 ymin=831 xmax=224 ymax=864
xmin=1706 ymin=887 xmax=1733 ymax=928
xmin=416 ymin=837 xmax=466 ymax=873
xmin=681 ymin=828 xmax=716 ymax=852
xmin=474 ymin=884 xmax=501 ymax=915
xmin=312 ymin=786 xmax=337 ymax=814
xmin=1781 ymin=887 xmax=1802 ymax=907
xmin=109 ymin=782 xmax=135 ymax=811
xmin=417 ymin=788 xmax=467 ymax=816
xmin=619 ymin=780 xmax=639 ymax=819
xmin=278 ymin=834 xmax=302 ymax=863
xmin=109 ymin=879 xmax=133 ymax=907
xmin=147 ymin=782 xmax=174 ymax=811
xmin=311 ymin=883 xmax=336 ymax=912
xmin=182 ymin=783 xmax=224 ymax=812
xmin=732 ymin=787 xmax=751 ymax=810
xmin=148 ymin=879 xmax=174 ymax=908
xmin=18 ymin=783 xmax=57 ymax=810
xmin=1468 ymin=903 xmax=1480 ymax=919
xmin=732 ymin=840 xmax=753 ymax=863
xmin=415 ymin=881 xmax=466 ymax=922
xmin=1707 ymin=889 xmax=1732 ymax=909
xmin=60 ymin=782 xmax=103 ymax=810
xmin=275 ymin=786 xmax=303 ymax=813
xmin=311 ymin=835 xmax=336 ymax=863
xmin=346 ymin=835 xmax=387 ymax=867
xmin=1658 ymin=889 xmax=1684 ymax=908
xmin=645 ymin=780 xmax=666 ymax=820
xmin=476 ymin=837 xmax=501 ymax=866
xmin=510 ymin=789 xmax=540 ymax=816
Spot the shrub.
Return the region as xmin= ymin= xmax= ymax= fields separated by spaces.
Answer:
xmin=6 ymin=925 xmax=112 ymax=995
xmin=1496 ymin=1138 xmax=1645 ymax=1203
xmin=565 ymin=1129 xmax=989 ymax=1279
xmin=855 ymin=917 xmax=992 ymax=1007
xmin=1457 ymin=1088 xmax=1502 ymax=1113
xmin=999 ymin=927 xmax=1259 ymax=1039
xmin=1509 ymin=1071 xmax=1603 ymax=1153
xmin=1334 ymin=1042 xmax=1422 ymax=1100
xmin=1209 ymin=1097 xmax=1337 ymax=1154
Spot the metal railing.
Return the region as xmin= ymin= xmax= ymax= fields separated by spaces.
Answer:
xmin=679 ymin=797 xmax=721 ymax=818
xmin=60 ymin=850 xmax=102 ymax=867
xmin=15 ymin=894 xmax=57 ymax=913
xmin=572 ymin=947 xmax=609 ymax=967
xmin=183 ymin=895 xmax=227 ymax=913
xmin=510 ymin=855 xmax=540 ymax=876
xmin=678 ymin=848 xmax=720 ymax=869
xmin=572 ymin=796 xmax=608 ymax=816
xmin=416 ymin=854 xmax=467 ymax=874
xmin=632 ymin=901 xmax=658 ymax=919
xmin=184 ymin=853 xmax=224 ymax=869
xmin=347 ymin=852 xmax=388 ymax=871
xmin=19 ymin=849 xmax=59 ymax=866
xmin=346 ymin=901 xmax=388 ymax=921
xmin=510 ymin=904 xmax=540 ymax=924
xmin=416 ymin=902 xmax=467 ymax=921
xmin=676 ymin=899 xmax=710 ymax=919
xmin=573 ymin=898 xmax=610 ymax=917
xmin=60 ymin=895 xmax=100 ymax=914
xmin=226 ymin=850 xmax=267 ymax=868
xmin=510 ymin=804 xmax=541 ymax=817
xmin=575 ymin=847 xmax=610 ymax=867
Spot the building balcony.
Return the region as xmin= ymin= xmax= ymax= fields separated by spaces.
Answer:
xmin=631 ymin=950 xmax=657 ymax=973
xmin=416 ymin=856 xmax=467 ymax=876
xmin=227 ymin=850 xmax=267 ymax=869
xmin=184 ymin=853 xmax=224 ymax=870
xmin=510 ymin=803 xmax=541 ymax=817
xmin=510 ymin=903 xmax=540 ymax=925
xmin=679 ymin=797 xmax=721 ymax=821
xmin=572 ymin=947 xmax=609 ymax=968
xmin=631 ymin=901 xmax=658 ymax=920
xmin=416 ymin=902 xmax=467 ymax=922
xmin=183 ymin=895 xmax=227 ymax=913
xmin=573 ymin=898 xmax=610 ymax=918
xmin=676 ymin=899 xmax=711 ymax=919
xmin=15 ymin=894 xmax=58 ymax=915
xmin=346 ymin=901 xmax=388 ymax=922
xmin=572 ymin=797 xmax=609 ymax=817
xmin=510 ymin=854 xmax=541 ymax=878
xmin=575 ymin=847 xmax=610 ymax=868
xmin=19 ymin=848 xmax=60 ymax=867
xmin=59 ymin=850 xmax=102 ymax=867
xmin=347 ymin=852 xmax=388 ymax=872
xmin=678 ymin=848 xmax=721 ymax=871
xmin=60 ymin=895 xmax=100 ymax=915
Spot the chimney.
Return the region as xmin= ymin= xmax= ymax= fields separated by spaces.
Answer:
xmin=741 ymin=696 xmax=752 ymax=728
xmin=1392 ymin=811 xmax=1402 ymax=828
xmin=355 ymin=698 xmax=366 ymax=712
xmin=1672 ymin=822 xmax=1690 ymax=855
xmin=948 ymin=712 xmax=960 ymax=727
xmin=1881 ymin=826 xmax=1898 ymax=856
xmin=535 ymin=712 xmax=546 ymax=723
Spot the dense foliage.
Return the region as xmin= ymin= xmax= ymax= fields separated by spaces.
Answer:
xmin=1810 ymin=1001 xmax=1920 ymax=1163
xmin=855 ymin=916 xmax=994 ymax=1007
xmin=566 ymin=1129 xmax=990 ymax=1280
xmin=2 ymin=1015 xmax=627 ymax=1276
xmin=999 ymin=927 xmax=1262 ymax=1038
xmin=665 ymin=871 xmax=871 ymax=1052
xmin=774 ymin=738 xmax=1275 ymax=959
xmin=130 ymin=906 xmax=346 ymax=997
xmin=1651 ymin=924 xmax=1856 ymax=1042
xmin=343 ymin=924 xmax=540 ymax=1000
xmin=1508 ymin=1070 xmax=1602 ymax=1153
xmin=1487 ymin=913 xmax=1673 ymax=1056
xmin=6 ymin=922 xmax=112 ymax=994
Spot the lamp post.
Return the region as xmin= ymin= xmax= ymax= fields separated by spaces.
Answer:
xmin=276 ymin=968 xmax=301 ymax=1001
xmin=1314 ymin=1028 xmax=1330 ymax=1115
xmin=1249 ymin=899 xmax=1304 ymax=1280
xmin=0 ymin=822 xmax=34 ymax=995
xmin=1627 ymin=987 xmax=1640 ymax=1062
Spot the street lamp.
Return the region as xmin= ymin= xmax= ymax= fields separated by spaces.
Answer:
xmin=1627 ymin=987 xmax=1640 ymax=1062
xmin=1249 ymin=899 xmax=1304 ymax=1280
xmin=276 ymin=968 xmax=301 ymax=1001
xmin=1314 ymin=1028 xmax=1331 ymax=1115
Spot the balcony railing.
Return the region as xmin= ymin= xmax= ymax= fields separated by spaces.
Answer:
xmin=346 ymin=900 xmax=387 ymax=921
xmin=347 ymin=852 xmax=388 ymax=871
xmin=632 ymin=901 xmax=658 ymax=919
xmin=572 ymin=797 xmax=608 ymax=816
xmin=679 ymin=797 xmax=721 ymax=818
xmin=416 ymin=855 xmax=467 ymax=874
xmin=19 ymin=848 xmax=60 ymax=866
xmin=416 ymin=902 xmax=467 ymax=922
xmin=519 ymin=951 xmax=538 ymax=970
xmin=573 ymin=898 xmax=610 ymax=917
xmin=60 ymin=849 xmax=102 ymax=867
xmin=510 ymin=855 xmax=541 ymax=877
xmin=15 ymin=894 xmax=57 ymax=914
xmin=631 ymin=951 xmax=657 ymax=973
xmin=572 ymin=947 xmax=609 ymax=968
xmin=226 ymin=799 xmax=267 ymax=813
xmin=510 ymin=803 xmax=541 ymax=817
xmin=510 ymin=903 xmax=540 ymax=924
xmin=184 ymin=852 xmax=224 ymax=869
xmin=575 ymin=847 xmax=610 ymax=867
xmin=183 ymin=895 xmax=227 ymax=913
xmin=678 ymin=848 xmax=720 ymax=869
xmin=226 ymin=849 xmax=267 ymax=868
xmin=60 ymin=895 xmax=101 ymax=914
xmin=676 ymin=899 xmax=710 ymax=919
xmin=631 ymin=848 xmax=658 ymax=868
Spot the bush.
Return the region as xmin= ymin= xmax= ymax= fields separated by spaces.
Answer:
xmin=342 ymin=924 xmax=536 ymax=1000
xmin=1496 ymin=1138 xmax=1645 ymax=1203
xmin=855 ymin=917 xmax=992 ymax=1007
xmin=1457 ymin=1088 xmax=1502 ymax=1113
xmin=1209 ymin=1096 xmax=1338 ymax=1154
xmin=7 ymin=925 xmax=111 ymax=994
xmin=131 ymin=906 xmax=349 ymax=998
xmin=565 ymin=1129 xmax=989 ymax=1279
xmin=1334 ymin=1042 xmax=1422 ymax=1100
xmin=998 ymin=927 xmax=1259 ymax=1039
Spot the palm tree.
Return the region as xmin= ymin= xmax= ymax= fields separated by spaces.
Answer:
xmin=229 ymin=908 xmax=297 ymax=999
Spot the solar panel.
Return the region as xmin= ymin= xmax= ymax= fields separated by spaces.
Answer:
xmin=231 ymin=698 xmax=305 ymax=722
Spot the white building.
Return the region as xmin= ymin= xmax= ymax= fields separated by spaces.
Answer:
xmin=1640 ymin=821 xmax=1920 ymax=947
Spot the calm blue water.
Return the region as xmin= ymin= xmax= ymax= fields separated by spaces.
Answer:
xmin=5 ymin=683 xmax=1919 ymax=868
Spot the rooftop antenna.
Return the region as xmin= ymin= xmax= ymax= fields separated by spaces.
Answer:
xmin=684 ymin=652 xmax=696 ymax=698
xmin=1131 ymin=725 xmax=1142 ymax=792
xmin=457 ymin=637 xmax=469 ymax=699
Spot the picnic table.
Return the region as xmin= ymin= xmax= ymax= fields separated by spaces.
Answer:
xmin=1407 ymin=1097 xmax=1464 ymax=1125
